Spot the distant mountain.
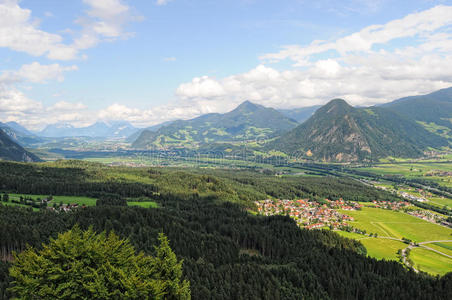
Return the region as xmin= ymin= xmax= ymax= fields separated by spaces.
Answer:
xmin=0 ymin=129 xmax=41 ymax=162
xmin=269 ymin=99 xmax=448 ymax=162
xmin=126 ymin=120 xmax=175 ymax=143
xmin=38 ymin=121 xmax=139 ymax=138
xmin=0 ymin=122 xmax=43 ymax=146
xmin=382 ymin=87 xmax=452 ymax=139
xmin=278 ymin=105 xmax=321 ymax=123
xmin=4 ymin=121 xmax=34 ymax=136
xmin=132 ymin=101 xmax=298 ymax=149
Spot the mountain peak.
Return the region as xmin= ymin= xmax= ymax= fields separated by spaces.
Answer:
xmin=234 ymin=100 xmax=261 ymax=111
xmin=319 ymin=99 xmax=353 ymax=115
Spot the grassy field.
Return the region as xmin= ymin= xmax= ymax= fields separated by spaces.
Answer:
xmin=0 ymin=202 xmax=39 ymax=211
xmin=360 ymin=238 xmax=406 ymax=261
xmin=127 ymin=201 xmax=158 ymax=208
xmin=359 ymin=162 xmax=452 ymax=188
xmin=423 ymin=242 xmax=452 ymax=257
xmin=9 ymin=193 xmax=97 ymax=206
xmin=339 ymin=207 xmax=452 ymax=242
xmin=410 ymin=247 xmax=452 ymax=275
xmin=6 ymin=193 xmax=159 ymax=209
xmin=337 ymin=207 xmax=452 ymax=275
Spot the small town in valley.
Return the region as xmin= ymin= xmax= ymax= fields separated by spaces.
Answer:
xmin=255 ymin=198 xmax=361 ymax=230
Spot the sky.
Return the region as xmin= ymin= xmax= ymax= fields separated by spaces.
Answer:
xmin=0 ymin=0 xmax=452 ymax=130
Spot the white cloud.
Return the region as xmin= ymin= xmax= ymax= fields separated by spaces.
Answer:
xmin=74 ymin=0 xmax=141 ymax=50
xmin=0 ymin=86 xmax=92 ymax=129
xmin=176 ymin=76 xmax=226 ymax=99
xmin=0 ymin=84 xmax=42 ymax=114
xmin=174 ymin=5 xmax=452 ymax=110
xmin=0 ymin=0 xmax=140 ymax=60
xmin=47 ymin=101 xmax=87 ymax=111
xmin=0 ymin=0 xmax=76 ymax=60
xmin=260 ymin=5 xmax=452 ymax=66
xmin=156 ymin=0 xmax=173 ymax=6
xmin=6 ymin=62 xmax=78 ymax=83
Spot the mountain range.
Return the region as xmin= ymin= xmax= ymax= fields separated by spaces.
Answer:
xmin=0 ymin=87 xmax=451 ymax=163
xmin=132 ymin=101 xmax=298 ymax=149
xmin=277 ymin=105 xmax=321 ymax=123
xmin=38 ymin=121 xmax=139 ymax=138
xmin=383 ymin=87 xmax=452 ymax=141
xmin=0 ymin=129 xmax=41 ymax=162
xmin=270 ymin=99 xmax=448 ymax=162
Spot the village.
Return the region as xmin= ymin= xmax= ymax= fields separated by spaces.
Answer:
xmin=255 ymin=198 xmax=361 ymax=230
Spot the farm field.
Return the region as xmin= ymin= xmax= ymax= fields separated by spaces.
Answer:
xmin=337 ymin=207 xmax=452 ymax=275
xmin=358 ymin=162 xmax=452 ymax=188
xmin=0 ymin=202 xmax=39 ymax=211
xmin=427 ymin=196 xmax=452 ymax=208
xmin=127 ymin=201 xmax=158 ymax=208
xmin=335 ymin=232 xmax=407 ymax=261
xmin=359 ymin=238 xmax=407 ymax=261
xmin=410 ymin=247 xmax=452 ymax=275
xmin=423 ymin=242 xmax=452 ymax=257
xmin=7 ymin=193 xmax=159 ymax=209
xmin=9 ymin=194 xmax=97 ymax=206
xmin=339 ymin=207 xmax=452 ymax=242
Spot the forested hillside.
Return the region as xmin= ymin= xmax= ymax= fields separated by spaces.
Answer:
xmin=0 ymin=129 xmax=41 ymax=162
xmin=0 ymin=161 xmax=451 ymax=299
xmin=384 ymin=87 xmax=452 ymax=130
xmin=132 ymin=101 xmax=298 ymax=149
xmin=270 ymin=99 xmax=448 ymax=162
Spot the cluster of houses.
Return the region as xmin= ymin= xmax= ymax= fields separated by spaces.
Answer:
xmin=398 ymin=191 xmax=427 ymax=202
xmin=47 ymin=203 xmax=84 ymax=212
xmin=406 ymin=209 xmax=447 ymax=225
xmin=426 ymin=170 xmax=452 ymax=177
xmin=372 ymin=200 xmax=410 ymax=210
xmin=255 ymin=198 xmax=360 ymax=230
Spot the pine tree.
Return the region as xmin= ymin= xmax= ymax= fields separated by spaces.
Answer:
xmin=8 ymin=226 xmax=190 ymax=299
xmin=152 ymin=233 xmax=191 ymax=300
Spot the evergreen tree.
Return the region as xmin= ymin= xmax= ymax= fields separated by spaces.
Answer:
xmin=152 ymin=233 xmax=191 ymax=300
xmin=8 ymin=226 xmax=190 ymax=299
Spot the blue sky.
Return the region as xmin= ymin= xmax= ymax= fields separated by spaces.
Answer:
xmin=0 ymin=0 xmax=452 ymax=129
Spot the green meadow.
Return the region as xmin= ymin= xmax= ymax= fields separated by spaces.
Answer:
xmin=339 ymin=207 xmax=452 ymax=242
xmin=127 ymin=201 xmax=159 ymax=208
xmin=9 ymin=194 xmax=97 ymax=206
xmin=410 ymin=247 xmax=452 ymax=275
xmin=359 ymin=162 xmax=452 ymax=188
xmin=6 ymin=193 xmax=159 ymax=209
xmin=360 ymin=238 xmax=407 ymax=261
xmin=337 ymin=207 xmax=452 ymax=275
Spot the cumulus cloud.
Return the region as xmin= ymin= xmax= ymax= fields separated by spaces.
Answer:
xmin=97 ymin=101 xmax=216 ymax=128
xmin=0 ymin=0 xmax=140 ymax=60
xmin=0 ymin=82 xmax=93 ymax=129
xmin=1 ymin=62 xmax=78 ymax=83
xmin=175 ymin=5 xmax=452 ymax=110
xmin=74 ymin=0 xmax=141 ymax=50
xmin=260 ymin=5 xmax=452 ymax=66
xmin=0 ymin=0 xmax=76 ymax=60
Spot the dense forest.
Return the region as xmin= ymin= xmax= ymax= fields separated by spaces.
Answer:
xmin=0 ymin=161 xmax=451 ymax=299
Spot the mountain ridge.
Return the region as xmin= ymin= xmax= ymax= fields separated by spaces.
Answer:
xmin=0 ymin=129 xmax=41 ymax=162
xmin=38 ymin=121 xmax=139 ymax=138
xmin=132 ymin=101 xmax=299 ymax=149
xmin=269 ymin=98 xmax=448 ymax=162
